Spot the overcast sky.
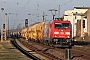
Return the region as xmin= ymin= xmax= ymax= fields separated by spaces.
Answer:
xmin=0 ymin=0 xmax=90 ymax=29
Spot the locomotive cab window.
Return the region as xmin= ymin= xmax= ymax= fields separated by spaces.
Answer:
xmin=54 ymin=23 xmax=70 ymax=28
xmin=63 ymin=23 xmax=70 ymax=28
xmin=54 ymin=23 xmax=62 ymax=28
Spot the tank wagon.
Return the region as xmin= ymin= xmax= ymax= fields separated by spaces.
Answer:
xmin=21 ymin=19 xmax=72 ymax=47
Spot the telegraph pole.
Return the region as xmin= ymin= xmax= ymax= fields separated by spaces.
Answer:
xmin=42 ymin=12 xmax=47 ymax=22
xmin=58 ymin=5 xmax=60 ymax=18
xmin=42 ymin=12 xmax=45 ymax=22
xmin=16 ymin=2 xmax=19 ymax=33
xmin=5 ymin=13 xmax=9 ymax=37
xmin=1 ymin=8 xmax=6 ymax=41
xmin=8 ymin=17 xmax=9 ymax=36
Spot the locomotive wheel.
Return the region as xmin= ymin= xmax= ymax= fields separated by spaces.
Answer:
xmin=45 ymin=40 xmax=47 ymax=45
xmin=44 ymin=40 xmax=48 ymax=46
xmin=49 ymin=41 xmax=54 ymax=47
xmin=41 ymin=40 xmax=44 ymax=44
xmin=48 ymin=41 xmax=50 ymax=46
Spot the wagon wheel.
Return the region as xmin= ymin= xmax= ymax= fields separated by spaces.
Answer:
xmin=47 ymin=41 xmax=50 ymax=46
xmin=42 ymin=40 xmax=45 ymax=45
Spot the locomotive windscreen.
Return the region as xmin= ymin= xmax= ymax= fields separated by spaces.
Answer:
xmin=55 ymin=23 xmax=62 ymax=28
xmin=63 ymin=23 xmax=70 ymax=28
xmin=55 ymin=23 xmax=70 ymax=28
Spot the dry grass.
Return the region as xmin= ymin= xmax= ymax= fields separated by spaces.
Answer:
xmin=0 ymin=40 xmax=30 ymax=60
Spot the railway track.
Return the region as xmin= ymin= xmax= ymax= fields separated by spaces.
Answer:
xmin=18 ymin=39 xmax=61 ymax=60
xmin=13 ymin=38 xmax=90 ymax=60
xmin=54 ymin=44 xmax=90 ymax=60
xmin=10 ymin=39 xmax=41 ymax=60
xmin=71 ymin=46 xmax=90 ymax=60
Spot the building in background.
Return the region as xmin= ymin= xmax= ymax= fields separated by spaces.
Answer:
xmin=64 ymin=6 xmax=90 ymax=38
xmin=85 ymin=10 xmax=90 ymax=36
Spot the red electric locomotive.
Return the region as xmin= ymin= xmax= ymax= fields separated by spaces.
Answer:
xmin=42 ymin=18 xmax=72 ymax=47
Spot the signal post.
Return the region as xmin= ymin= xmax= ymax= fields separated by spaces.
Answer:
xmin=1 ymin=8 xmax=6 ymax=41
xmin=25 ymin=19 xmax=28 ymax=41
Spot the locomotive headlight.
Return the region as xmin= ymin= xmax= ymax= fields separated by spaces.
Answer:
xmin=55 ymin=35 xmax=57 ymax=37
xmin=65 ymin=32 xmax=70 ymax=35
xmin=66 ymin=36 xmax=70 ymax=38
xmin=54 ymin=32 xmax=59 ymax=34
xmin=53 ymin=39 xmax=58 ymax=42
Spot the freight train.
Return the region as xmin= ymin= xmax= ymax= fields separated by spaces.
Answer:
xmin=20 ymin=18 xmax=72 ymax=47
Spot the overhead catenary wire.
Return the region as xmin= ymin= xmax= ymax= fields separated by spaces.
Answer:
xmin=37 ymin=1 xmax=39 ymax=21
xmin=32 ymin=0 xmax=75 ymax=15
xmin=12 ymin=0 xmax=75 ymax=17
xmin=46 ymin=0 xmax=75 ymax=17
xmin=18 ymin=0 xmax=31 ymax=14
xmin=32 ymin=0 xmax=55 ymax=15
xmin=29 ymin=0 xmax=56 ymax=23
xmin=61 ymin=0 xmax=75 ymax=7
xmin=52 ymin=0 xmax=75 ymax=10
xmin=16 ymin=0 xmax=75 ymax=23
xmin=13 ymin=0 xmax=31 ymax=31
xmin=40 ymin=0 xmax=55 ymax=8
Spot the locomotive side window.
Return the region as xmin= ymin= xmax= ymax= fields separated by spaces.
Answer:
xmin=63 ymin=23 xmax=70 ymax=28
xmin=54 ymin=23 xmax=62 ymax=28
